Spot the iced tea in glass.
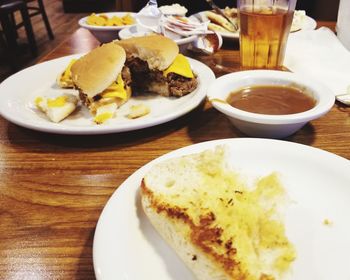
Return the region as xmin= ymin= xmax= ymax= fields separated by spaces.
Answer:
xmin=238 ymin=0 xmax=297 ymax=69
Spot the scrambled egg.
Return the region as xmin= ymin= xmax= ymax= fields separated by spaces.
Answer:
xmin=126 ymin=104 xmax=150 ymax=119
xmin=323 ymin=219 xmax=333 ymax=226
xmin=86 ymin=13 xmax=135 ymax=26
xmin=35 ymin=94 xmax=78 ymax=123
xmin=157 ymin=147 xmax=296 ymax=279
xmin=94 ymin=103 xmax=117 ymax=124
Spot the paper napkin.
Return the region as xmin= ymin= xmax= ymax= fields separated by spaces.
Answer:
xmin=284 ymin=27 xmax=350 ymax=96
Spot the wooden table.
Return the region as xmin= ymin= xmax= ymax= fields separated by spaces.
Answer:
xmin=0 ymin=22 xmax=349 ymax=280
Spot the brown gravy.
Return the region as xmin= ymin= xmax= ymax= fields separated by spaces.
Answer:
xmin=227 ymin=85 xmax=316 ymax=115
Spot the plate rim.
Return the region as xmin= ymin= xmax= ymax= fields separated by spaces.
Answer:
xmin=118 ymin=25 xmax=198 ymax=45
xmin=92 ymin=137 xmax=350 ymax=280
xmin=0 ymin=54 xmax=215 ymax=135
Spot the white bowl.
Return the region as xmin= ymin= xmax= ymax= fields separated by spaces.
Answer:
xmin=79 ymin=12 xmax=136 ymax=43
xmin=118 ymin=25 xmax=198 ymax=52
xmin=207 ymin=70 xmax=335 ymax=138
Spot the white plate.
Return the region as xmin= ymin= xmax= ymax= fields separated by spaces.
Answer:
xmin=79 ymin=12 xmax=136 ymax=31
xmin=0 ymin=54 xmax=215 ymax=135
xmin=299 ymin=15 xmax=317 ymax=31
xmin=291 ymin=14 xmax=317 ymax=32
xmin=118 ymin=25 xmax=198 ymax=46
xmin=93 ymin=138 xmax=350 ymax=280
xmin=191 ymin=11 xmax=317 ymax=39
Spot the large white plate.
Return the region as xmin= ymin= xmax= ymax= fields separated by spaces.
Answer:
xmin=191 ymin=11 xmax=317 ymax=39
xmin=0 ymin=54 xmax=215 ymax=135
xmin=93 ymin=138 xmax=350 ymax=280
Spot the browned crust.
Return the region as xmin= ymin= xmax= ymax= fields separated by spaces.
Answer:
xmin=140 ymin=180 xmax=246 ymax=279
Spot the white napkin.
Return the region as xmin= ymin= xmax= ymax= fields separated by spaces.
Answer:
xmin=136 ymin=2 xmax=163 ymax=33
xmin=284 ymin=27 xmax=350 ymax=96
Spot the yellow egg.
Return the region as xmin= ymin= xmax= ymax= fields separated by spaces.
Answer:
xmin=35 ymin=94 xmax=78 ymax=123
xmin=94 ymin=103 xmax=117 ymax=124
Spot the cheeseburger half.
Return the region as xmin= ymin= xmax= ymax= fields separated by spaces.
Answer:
xmin=115 ymin=35 xmax=197 ymax=97
xmin=71 ymin=42 xmax=131 ymax=124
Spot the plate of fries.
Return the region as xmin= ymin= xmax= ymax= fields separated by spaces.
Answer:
xmin=79 ymin=12 xmax=136 ymax=43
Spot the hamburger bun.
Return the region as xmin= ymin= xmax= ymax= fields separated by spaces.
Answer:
xmin=71 ymin=42 xmax=126 ymax=98
xmin=115 ymin=35 xmax=179 ymax=71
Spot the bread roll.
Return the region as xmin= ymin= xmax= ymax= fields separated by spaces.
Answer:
xmin=115 ymin=35 xmax=179 ymax=71
xmin=71 ymin=42 xmax=126 ymax=98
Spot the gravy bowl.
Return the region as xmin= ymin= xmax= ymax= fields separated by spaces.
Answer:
xmin=207 ymin=70 xmax=335 ymax=138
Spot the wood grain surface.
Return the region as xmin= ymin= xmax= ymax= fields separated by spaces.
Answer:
xmin=0 ymin=22 xmax=349 ymax=280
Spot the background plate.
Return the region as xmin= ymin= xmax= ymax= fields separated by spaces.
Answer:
xmin=191 ymin=11 xmax=317 ymax=39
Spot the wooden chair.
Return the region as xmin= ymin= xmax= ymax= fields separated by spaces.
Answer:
xmin=25 ymin=0 xmax=54 ymax=39
xmin=0 ymin=0 xmax=37 ymax=70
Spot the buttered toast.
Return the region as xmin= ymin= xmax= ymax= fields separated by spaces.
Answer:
xmin=140 ymin=146 xmax=296 ymax=280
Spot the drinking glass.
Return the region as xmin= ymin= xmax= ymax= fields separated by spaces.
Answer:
xmin=237 ymin=0 xmax=297 ymax=69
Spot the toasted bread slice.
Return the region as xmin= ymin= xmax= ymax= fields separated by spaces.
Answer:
xmin=208 ymin=22 xmax=234 ymax=34
xmin=205 ymin=11 xmax=237 ymax=32
xmin=141 ymin=146 xmax=296 ymax=280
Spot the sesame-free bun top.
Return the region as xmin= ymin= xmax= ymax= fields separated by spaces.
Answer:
xmin=115 ymin=35 xmax=179 ymax=71
xmin=71 ymin=42 xmax=126 ymax=98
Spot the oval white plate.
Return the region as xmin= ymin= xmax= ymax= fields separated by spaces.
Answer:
xmin=301 ymin=15 xmax=317 ymax=30
xmin=79 ymin=12 xmax=136 ymax=31
xmin=191 ymin=11 xmax=317 ymax=39
xmin=291 ymin=15 xmax=317 ymax=32
xmin=93 ymin=138 xmax=350 ymax=280
xmin=118 ymin=25 xmax=198 ymax=46
xmin=0 ymin=54 xmax=215 ymax=135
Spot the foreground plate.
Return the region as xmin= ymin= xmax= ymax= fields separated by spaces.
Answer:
xmin=0 ymin=54 xmax=214 ymax=135
xmin=93 ymin=138 xmax=350 ymax=280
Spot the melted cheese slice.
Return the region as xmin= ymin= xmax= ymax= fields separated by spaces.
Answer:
xmin=163 ymin=54 xmax=194 ymax=78
xmin=90 ymin=74 xmax=129 ymax=124
xmin=101 ymin=74 xmax=127 ymax=100
xmin=58 ymin=59 xmax=77 ymax=87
